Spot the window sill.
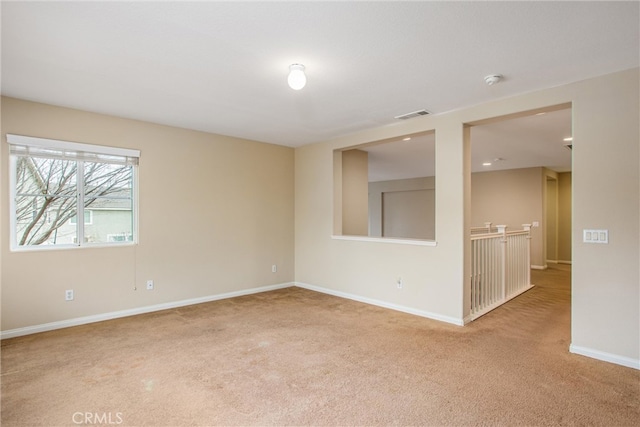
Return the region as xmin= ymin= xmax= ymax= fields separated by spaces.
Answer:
xmin=331 ymin=235 xmax=437 ymax=247
xmin=9 ymin=242 xmax=136 ymax=253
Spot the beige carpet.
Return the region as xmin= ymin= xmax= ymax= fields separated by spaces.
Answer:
xmin=1 ymin=265 xmax=639 ymax=426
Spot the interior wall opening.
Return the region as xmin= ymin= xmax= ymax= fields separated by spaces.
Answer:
xmin=469 ymin=105 xmax=572 ymax=266
xmin=467 ymin=103 xmax=573 ymax=321
xmin=335 ymin=130 xmax=436 ymax=241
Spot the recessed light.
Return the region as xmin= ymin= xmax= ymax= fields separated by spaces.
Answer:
xmin=483 ymin=162 xmax=492 ymax=166
xmin=563 ymin=137 xmax=573 ymax=141
xmin=402 ymin=137 xmax=411 ymax=141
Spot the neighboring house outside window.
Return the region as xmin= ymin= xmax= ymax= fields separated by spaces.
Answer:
xmin=69 ymin=210 xmax=93 ymax=225
xmin=7 ymin=134 xmax=139 ymax=250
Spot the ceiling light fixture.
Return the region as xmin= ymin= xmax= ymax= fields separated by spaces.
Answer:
xmin=288 ymin=64 xmax=306 ymax=90
xmin=484 ymin=74 xmax=503 ymax=85
xmin=563 ymin=137 xmax=573 ymax=141
xmin=483 ymin=162 xmax=492 ymax=166
xmin=402 ymin=137 xmax=411 ymax=141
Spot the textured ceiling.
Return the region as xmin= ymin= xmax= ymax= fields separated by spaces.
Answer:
xmin=1 ymin=1 xmax=638 ymax=150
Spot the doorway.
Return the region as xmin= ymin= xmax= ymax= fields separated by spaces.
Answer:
xmin=467 ymin=104 xmax=572 ymax=320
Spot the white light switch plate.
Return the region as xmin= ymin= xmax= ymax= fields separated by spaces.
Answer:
xmin=583 ymin=229 xmax=608 ymax=244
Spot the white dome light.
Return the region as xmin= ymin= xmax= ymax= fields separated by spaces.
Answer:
xmin=288 ymin=64 xmax=306 ymax=90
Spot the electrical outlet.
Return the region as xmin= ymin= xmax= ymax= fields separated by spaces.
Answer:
xmin=65 ymin=289 xmax=74 ymax=301
xmin=146 ymin=280 xmax=154 ymax=290
xmin=272 ymin=264 xmax=277 ymax=273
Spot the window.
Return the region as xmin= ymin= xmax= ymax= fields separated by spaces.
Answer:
xmin=8 ymin=134 xmax=139 ymax=250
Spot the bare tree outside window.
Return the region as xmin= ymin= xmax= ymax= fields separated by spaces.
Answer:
xmin=15 ymin=157 xmax=133 ymax=246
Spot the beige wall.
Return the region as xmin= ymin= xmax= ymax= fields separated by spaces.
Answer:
xmin=471 ymin=167 xmax=546 ymax=267
xmin=382 ymin=189 xmax=435 ymax=239
xmin=368 ymin=176 xmax=436 ymax=239
xmin=295 ymin=68 xmax=639 ymax=364
xmin=296 ymin=118 xmax=468 ymax=324
xmin=1 ymin=97 xmax=295 ymax=331
xmin=570 ymin=69 xmax=638 ymax=363
xmin=558 ymin=172 xmax=572 ymax=263
xmin=341 ymin=149 xmax=368 ymax=236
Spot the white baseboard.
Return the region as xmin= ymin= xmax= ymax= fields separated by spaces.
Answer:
xmin=1 ymin=282 xmax=295 ymax=340
xmin=570 ymin=344 xmax=640 ymax=370
xmin=540 ymin=261 xmax=573 ymax=267
xmin=294 ymin=282 xmax=464 ymax=326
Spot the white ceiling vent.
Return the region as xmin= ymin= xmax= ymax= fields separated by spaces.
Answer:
xmin=394 ymin=109 xmax=431 ymax=120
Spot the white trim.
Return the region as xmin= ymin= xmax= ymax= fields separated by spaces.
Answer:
xmin=8 ymin=241 xmax=136 ymax=253
xmin=6 ymin=134 xmax=140 ymax=158
xmin=0 ymin=282 xmax=294 ymax=340
xmin=570 ymin=344 xmax=640 ymax=370
xmin=9 ymin=155 xmax=17 ymax=249
xmin=546 ymin=260 xmax=572 ymax=266
xmin=77 ymin=160 xmax=86 ymax=245
xmin=295 ymin=281 xmax=463 ymax=326
xmin=332 ymin=235 xmax=437 ymax=247
xmin=531 ymin=264 xmax=547 ymax=270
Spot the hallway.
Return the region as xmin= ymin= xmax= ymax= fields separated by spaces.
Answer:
xmin=469 ymin=263 xmax=572 ymax=346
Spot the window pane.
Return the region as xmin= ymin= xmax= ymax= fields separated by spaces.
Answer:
xmin=84 ymin=162 xmax=133 ymax=197
xmin=16 ymin=157 xmax=77 ymax=196
xmin=14 ymin=157 xmax=78 ymax=246
xmin=70 ymin=210 xmax=92 ymax=225
xmin=84 ymin=198 xmax=133 ymax=244
xmin=83 ymin=162 xmax=134 ymax=244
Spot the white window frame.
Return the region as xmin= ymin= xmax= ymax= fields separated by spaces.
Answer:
xmin=7 ymin=134 xmax=140 ymax=251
